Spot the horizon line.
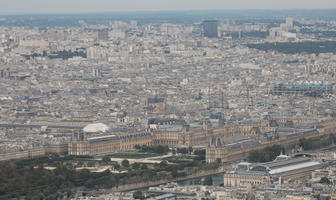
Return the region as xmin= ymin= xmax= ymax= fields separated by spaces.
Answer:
xmin=1 ymin=8 xmax=336 ymax=17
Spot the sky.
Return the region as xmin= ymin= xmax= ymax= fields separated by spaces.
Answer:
xmin=0 ymin=0 xmax=335 ymax=14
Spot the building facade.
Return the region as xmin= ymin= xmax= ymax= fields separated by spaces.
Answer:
xmin=68 ymin=132 xmax=152 ymax=156
xmin=224 ymin=155 xmax=321 ymax=188
xmin=203 ymin=20 xmax=218 ymax=38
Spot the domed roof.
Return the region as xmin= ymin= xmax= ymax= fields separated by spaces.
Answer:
xmin=83 ymin=123 xmax=109 ymax=133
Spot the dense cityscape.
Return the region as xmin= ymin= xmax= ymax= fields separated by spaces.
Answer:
xmin=1 ymin=8 xmax=336 ymax=200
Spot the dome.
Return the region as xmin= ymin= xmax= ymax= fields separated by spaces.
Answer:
xmin=83 ymin=123 xmax=109 ymax=133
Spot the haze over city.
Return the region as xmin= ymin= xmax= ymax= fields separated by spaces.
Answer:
xmin=1 ymin=0 xmax=336 ymax=199
xmin=0 ymin=0 xmax=336 ymax=14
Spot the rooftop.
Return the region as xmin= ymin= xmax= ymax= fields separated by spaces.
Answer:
xmin=88 ymin=135 xmax=118 ymax=144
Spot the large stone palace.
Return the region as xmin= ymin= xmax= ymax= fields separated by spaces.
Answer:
xmin=1 ymin=115 xmax=336 ymax=160
xmin=67 ymin=115 xmax=326 ymax=157
xmin=68 ymin=131 xmax=152 ymax=156
xmin=206 ymin=117 xmax=336 ymax=163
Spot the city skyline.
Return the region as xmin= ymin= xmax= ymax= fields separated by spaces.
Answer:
xmin=1 ymin=0 xmax=336 ymax=199
xmin=0 ymin=0 xmax=336 ymax=14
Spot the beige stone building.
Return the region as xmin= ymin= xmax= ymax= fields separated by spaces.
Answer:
xmin=152 ymin=118 xmax=262 ymax=148
xmin=224 ymin=156 xmax=321 ymax=188
xmin=68 ymin=132 xmax=152 ymax=156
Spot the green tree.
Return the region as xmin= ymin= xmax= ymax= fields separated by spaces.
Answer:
xmin=121 ymin=160 xmax=130 ymax=168
xmin=248 ymin=145 xmax=283 ymax=163
xmin=320 ymin=177 xmax=331 ymax=185
xmin=102 ymin=155 xmax=110 ymax=163
xmin=141 ymin=164 xmax=148 ymax=170
xmin=194 ymin=149 xmax=206 ymax=160
xmin=66 ymin=190 xmax=72 ymax=198
xmin=177 ymin=148 xmax=188 ymax=154
xmin=87 ymin=161 xmax=95 ymax=167
xmin=299 ymin=138 xmax=313 ymax=150
xmin=172 ymin=148 xmax=176 ymax=155
xmin=194 ymin=178 xmax=202 ymax=185
xmin=104 ymin=176 xmax=117 ymax=188
xmin=133 ymin=190 xmax=144 ymax=199
xmin=112 ymin=163 xmax=120 ymax=170
xmin=84 ymin=178 xmax=96 ymax=189
xmin=171 ymin=169 xmax=178 ymax=178
xmin=131 ymin=163 xmax=140 ymax=170
xmin=203 ymin=176 xmax=213 ymax=185
xmin=188 ymin=147 xmax=193 ymax=154
xmin=159 ymin=160 xmax=168 ymax=168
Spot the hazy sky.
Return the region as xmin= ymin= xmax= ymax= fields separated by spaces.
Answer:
xmin=0 ymin=0 xmax=335 ymax=14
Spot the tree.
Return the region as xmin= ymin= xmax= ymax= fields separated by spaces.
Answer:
xmin=84 ymin=178 xmax=95 ymax=189
xmin=121 ymin=160 xmax=130 ymax=168
xmin=155 ymin=145 xmax=169 ymax=154
xmin=248 ymin=145 xmax=283 ymax=163
xmin=193 ymin=178 xmax=202 ymax=185
xmin=102 ymin=155 xmax=110 ymax=163
xmin=203 ymin=176 xmax=213 ymax=185
xmin=87 ymin=162 xmax=95 ymax=167
xmin=139 ymin=145 xmax=169 ymax=154
xmin=299 ymin=138 xmax=312 ymax=150
xmin=141 ymin=164 xmax=148 ymax=170
xmin=188 ymin=147 xmax=193 ymax=154
xmin=112 ymin=163 xmax=120 ymax=170
xmin=78 ymin=169 xmax=91 ymax=181
xmin=299 ymin=135 xmax=333 ymax=151
xmin=320 ymin=177 xmax=331 ymax=185
xmin=159 ymin=160 xmax=168 ymax=168
xmin=172 ymin=148 xmax=176 ymax=155
xmin=133 ymin=190 xmax=144 ymax=199
xmin=194 ymin=149 xmax=206 ymax=161
xmin=131 ymin=163 xmax=140 ymax=170
xmin=77 ymin=161 xmax=84 ymax=166
xmin=105 ymin=176 xmax=117 ymax=188
xmin=171 ymin=169 xmax=178 ymax=178
xmin=177 ymin=148 xmax=188 ymax=154
xmin=66 ymin=190 xmax=72 ymax=198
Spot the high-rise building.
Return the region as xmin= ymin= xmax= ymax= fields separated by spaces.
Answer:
xmin=203 ymin=20 xmax=218 ymax=38
xmin=98 ymin=29 xmax=109 ymax=41
xmin=286 ymin=17 xmax=294 ymax=29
